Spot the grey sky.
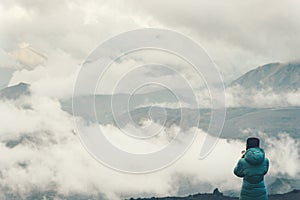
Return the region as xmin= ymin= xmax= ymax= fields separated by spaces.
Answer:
xmin=0 ymin=1 xmax=300 ymax=198
xmin=126 ymin=0 xmax=300 ymax=79
xmin=1 ymin=0 xmax=300 ymax=84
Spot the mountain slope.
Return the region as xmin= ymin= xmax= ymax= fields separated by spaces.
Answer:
xmin=0 ymin=82 xmax=30 ymax=99
xmin=230 ymin=62 xmax=300 ymax=90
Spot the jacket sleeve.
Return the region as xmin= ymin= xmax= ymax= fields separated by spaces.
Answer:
xmin=234 ymin=159 xmax=246 ymax=177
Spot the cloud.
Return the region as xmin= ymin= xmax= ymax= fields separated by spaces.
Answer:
xmin=93 ymin=49 xmax=209 ymax=95
xmin=9 ymin=49 xmax=80 ymax=99
xmin=8 ymin=43 xmax=47 ymax=69
xmin=0 ymin=94 xmax=299 ymax=199
xmin=2 ymin=0 xmax=300 ymax=83
xmin=126 ymin=0 xmax=300 ymax=81
xmin=0 ymin=0 xmax=299 ymax=199
xmin=263 ymin=133 xmax=300 ymax=177
xmin=225 ymin=85 xmax=300 ymax=107
xmin=0 ymin=0 xmax=157 ymax=59
xmin=0 ymin=48 xmax=20 ymax=69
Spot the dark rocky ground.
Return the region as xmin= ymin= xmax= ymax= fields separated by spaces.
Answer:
xmin=128 ymin=188 xmax=300 ymax=200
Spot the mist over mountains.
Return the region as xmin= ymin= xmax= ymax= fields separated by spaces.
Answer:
xmin=1 ymin=0 xmax=300 ymax=199
xmin=60 ymin=62 xmax=300 ymax=140
xmin=0 ymin=62 xmax=299 ymax=199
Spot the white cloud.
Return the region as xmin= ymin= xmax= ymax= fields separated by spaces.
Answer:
xmin=0 ymin=0 xmax=299 ymax=199
xmin=0 ymin=0 xmax=157 ymax=59
xmin=2 ymin=0 xmax=299 ymax=82
xmin=225 ymin=85 xmax=300 ymax=107
xmin=264 ymin=133 xmax=300 ymax=177
xmin=0 ymin=48 xmax=20 ymax=69
xmin=9 ymin=49 xmax=80 ymax=99
xmin=8 ymin=43 xmax=47 ymax=69
xmin=0 ymin=94 xmax=299 ymax=199
xmin=125 ymin=0 xmax=300 ymax=81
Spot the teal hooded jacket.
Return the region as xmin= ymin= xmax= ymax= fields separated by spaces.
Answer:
xmin=234 ymin=147 xmax=269 ymax=200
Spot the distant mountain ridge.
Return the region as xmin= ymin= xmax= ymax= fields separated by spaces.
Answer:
xmin=230 ymin=62 xmax=300 ymax=90
xmin=1 ymin=64 xmax=300 ymax=199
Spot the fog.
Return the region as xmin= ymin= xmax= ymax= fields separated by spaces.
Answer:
xmin=0 ymin=93 xmax=299 ymax=199
xmin=1 ymin=0 xmax=300 ymax=199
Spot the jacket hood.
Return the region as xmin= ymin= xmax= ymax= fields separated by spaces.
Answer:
xmin=244 ymin=147 xmax=265 ymax=165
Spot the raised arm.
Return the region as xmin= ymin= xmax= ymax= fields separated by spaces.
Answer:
xmin=234 ymin=159 xmax=246 ymax=178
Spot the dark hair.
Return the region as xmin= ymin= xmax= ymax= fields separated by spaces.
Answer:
xmin=246 ymin=137 xmax=260 ymax=150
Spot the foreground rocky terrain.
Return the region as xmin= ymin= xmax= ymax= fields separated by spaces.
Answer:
xmin=128 ymin=188 xmax=300 ymax=200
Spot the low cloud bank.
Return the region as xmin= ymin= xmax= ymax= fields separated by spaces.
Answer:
xmin=225 ymin=85 xmax=300 ymax=108
xmin=0 ymin=94 xmax=299 ymax=199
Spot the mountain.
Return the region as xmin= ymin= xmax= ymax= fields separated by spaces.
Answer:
xmin=127 ymin=189 xmax=300 ymax=200
xmin=0 ymin=82 xmax=30 ymax=99
xmin=2 ymin=83 xmax=300 ymax=141
xmin=63 ymin=101 xmax=300 ymax=140
xmin=268 ymin=178 xmax=300 ymax=195
xmin=63 ymin=89 xmax=185 ymax=124
xmin=114 ymin=106 xmax=300 ymax=139
xmin=220 ymin=107 xmax=300 ymax=139
xmin=230 ymin=62 xmax=300 ymax=90
xmin=1 ymin=63 xmax=300 ymax=198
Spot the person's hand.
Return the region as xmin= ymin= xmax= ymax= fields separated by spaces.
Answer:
xmin=241 ymin=150 xmax=246 ymax=158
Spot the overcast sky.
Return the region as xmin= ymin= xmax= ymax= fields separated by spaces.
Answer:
xmin=1 ymin=0 xmax=300 ymax=85
xmin=1 ymin=1 xmax=300 ymax=199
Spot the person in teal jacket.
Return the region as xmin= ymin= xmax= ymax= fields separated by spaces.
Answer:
xmin=234 ymin=137 xmax=269 ymax=200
